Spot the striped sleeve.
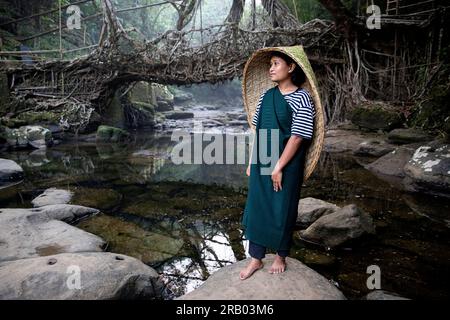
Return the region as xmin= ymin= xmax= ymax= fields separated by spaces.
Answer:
xmin=290 ymin=90 xmax=315 ymax=140
xmin=251 ymin=90 xmax=267 ymax=127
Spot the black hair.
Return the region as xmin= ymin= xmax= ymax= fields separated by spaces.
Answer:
xmin=270 ymin=52 xmax=306 ymax=87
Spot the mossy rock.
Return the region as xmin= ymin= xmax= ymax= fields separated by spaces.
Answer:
xmin=129 ymin=81 xmax=155 ymax=104
xmin=152 ymin=83 xmax=174 ymax=102
xmin=96 ymin=125 xmax=130 ymax=143
xmin=16 ymin=111 xmax=60 ymax=125
xmin=350 ymin=104 xmax=403 ymax=132
xmin=130 ymin=101 xmax=155 ymax=114
xmin=0 ymin=117 xmax=27 ymax=128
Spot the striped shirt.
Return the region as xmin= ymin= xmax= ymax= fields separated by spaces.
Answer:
xmin=251 ymin=87 xmax=316 ymax=140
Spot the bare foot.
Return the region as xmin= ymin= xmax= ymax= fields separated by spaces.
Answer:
xmin=269 ymin=255 xmax=286 ymax=274
xmin=239 ymin=258 xmax=264 ymax=280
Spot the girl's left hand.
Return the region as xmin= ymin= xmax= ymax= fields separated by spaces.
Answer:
xmin=271 ymin=168 xmax=282 ymax=192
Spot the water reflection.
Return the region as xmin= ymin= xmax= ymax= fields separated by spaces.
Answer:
xmin=160 ymin=228 xmax=238 ymax=297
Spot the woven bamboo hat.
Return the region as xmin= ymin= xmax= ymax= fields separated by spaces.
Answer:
xmin=242 ymin=45 xmax=325 ymax=182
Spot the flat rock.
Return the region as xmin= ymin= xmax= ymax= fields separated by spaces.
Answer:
xmin=297 ymin=197 xmax=340 ymax=228
xmin=0 ymin=252 xmax=163 ymax=299
xmin=177 ymin=254 xmax=346 ymax=300
xmin=31 ymin=188 xmax=73 ymax=207
xmin=0 ymin=205 xmax=103 ymax=262
xmin=299 ymin=204 xmax=375 ymax=248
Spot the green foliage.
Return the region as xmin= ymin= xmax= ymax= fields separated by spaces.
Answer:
xmin=407 ymin=39 xmax=450 ymax=140
xmin=283 ymin=0 xmax=331 ymax=23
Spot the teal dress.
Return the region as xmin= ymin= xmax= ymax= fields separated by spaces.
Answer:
xmin=242 ymin=85 xmax=310 ymax=251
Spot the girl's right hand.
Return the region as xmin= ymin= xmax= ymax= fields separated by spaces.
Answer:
xmin=246 ymin=165 xmax=251 ymax=177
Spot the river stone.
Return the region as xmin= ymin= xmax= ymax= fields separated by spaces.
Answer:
xmin=177 ymin=254 xmax=346 ymax=300
xmin=0 ymin=252 xmax=163 ymax=299
xmin=403 ymin=144 xmax=450 ymax=198
xmin=31 ymin=188 xmax=73 ymax=207
xmin=299 ymin=204 xmax=375 ymax=248
xmin=0 ymin=205 xmax=103 ymax=262
xmin=364 ymin=146 xmax=414 ymax=178
xmin=0 ymin=158 xmax=23 ymax=188
xmin=363 ymin=290 xmax=410 ymax=300
xmin=297 ymin=197 xmax=340 ymax=228
xmin=387 ymin=128 xmax=432 ymax=145
xmin=353 ymin=139 xmax=395 ymax=157
xmin=5 ymin=125 xmax=53 ymax=149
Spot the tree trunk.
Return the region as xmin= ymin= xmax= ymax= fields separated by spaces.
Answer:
xmin=261 ymin=0 xmax=300 ymax=29
xmin=225 ymin=0 xmax=245 ymax=25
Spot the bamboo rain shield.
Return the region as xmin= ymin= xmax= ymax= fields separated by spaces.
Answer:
xmin=242 ymin=85 xmax=310 ymax=251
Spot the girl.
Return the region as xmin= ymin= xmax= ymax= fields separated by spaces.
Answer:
xmin=240 ymin=50 xmax=315 ymax=280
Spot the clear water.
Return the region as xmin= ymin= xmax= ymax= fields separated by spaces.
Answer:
xmin=1 ymin=129 xmax=449 ymax=300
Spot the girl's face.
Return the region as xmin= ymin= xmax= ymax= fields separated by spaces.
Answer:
xmin=269 ymin=56 xmax=294 ymax=83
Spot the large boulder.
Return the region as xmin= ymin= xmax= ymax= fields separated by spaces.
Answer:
xmin=177 ymin=254 xmax=346 ymax=300
xmin=31 ymin=188 xmax=73 ymax=207
xmin=403 ymin=144 xmax=450 ymax=198
xmin=364 ymin=146 xmax=415 ymax=178
xmin=129 ymin=81 xmax=155 ymax=104
xmin=126 ymin=102 xmax=156 ymax=128
xmin=0 ymin=205 xmax=103 ymax=262
xmin=0 ymin=158 xmax=23 ymax=188
xmin=299 ymin=204 xmax=376 ymax=248
xmin=388 ymin=128 xmax=433 ymax=145
xmin=0 ymin=252 xmax=163 ymax=299
xmin=5 ymin=125 xmax=53 ymax=149
xmin=297 ymin=197 xmax=340 ymax=228
xmin=350 ymin=104 xmax=402 ymax=132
